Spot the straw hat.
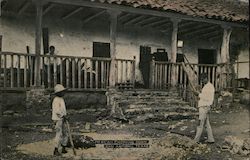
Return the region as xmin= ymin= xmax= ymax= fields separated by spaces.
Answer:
xmin=54 ymin=84 xmax=67 ymax=94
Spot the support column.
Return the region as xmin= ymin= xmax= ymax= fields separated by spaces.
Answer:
xmin=170 ymin=18 xmax=180 ymax=86
xmin=34 ymin=0 xmax=43 ymax=87
xmin=108 ymin=10 xmax=121 ymax=88
xmin=220 ymin=26 xmax=232 ymax=89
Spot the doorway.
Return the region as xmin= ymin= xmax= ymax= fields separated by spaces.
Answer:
xmin=198 ymin=49 xmax=217 ymax=84
xmin=198 ymin=49 xmax=216 ymax=64
xmin=139 ymin=46 xmax=151 ymax=88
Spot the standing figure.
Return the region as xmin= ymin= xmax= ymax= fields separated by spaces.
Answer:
xmin=194 ymin=73 xmax=215 ymax=143
xmin=52 ymin=84 xmax=69 ymax=156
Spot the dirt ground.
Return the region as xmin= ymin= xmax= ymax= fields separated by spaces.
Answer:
xmin=1 ymin=102 xmax=249 ymax=160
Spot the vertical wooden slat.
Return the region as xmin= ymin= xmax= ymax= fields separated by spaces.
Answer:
xmin=84 ymin=59 xmax=87 ymax=89
xmin=101 ymin=61 xmax=104 ymax=88
xmin=159 ymin=64 xmax=162 ymax=89
xmin=53 ymin=57 xmax=57 ymax=86
xmin=180 ymin=64 xmax=183 ymax=85
xmin=3 ymin=54 xmax=7 ymax=88
xmin=95 ymin=60 xmax=98 ymax=89
xmin=211 ymin=66 xmax=215 ymax=86
xmin=78 ymin=58 xmax=81 ymax=88
xmin=24 ymin=55 xmax=27 ymax=88
xmin=10 ymin=55 xmax=14 ymax=88
xmin=17 ymin=55 xmax=21 ymax=87
xmin=60 ymin=58 xmax=63 ymax=85
xmin=132 ymin=57 xmax=136 ymax=88
xmin=89 ymin=60 xmax=93 ymax=89
xmin=121 ymin=60 xmax=123 ymax=83
xmin=41 ymin=56 xmax=45 ymax=86
xmin=125 ymin=60 xmax=128 ymax=83
xmin=72 ymin=58 xmax=75 ymax=88
xmin=164 ymin=64 xmax=167 ymax=89
xmin=47 ymin=57 xmax=51 ymax=88
xmin=66 ymin=59 xmax=70 ymax=88
xmin=208 ymin=66 xmax=211 ymax=82
xmin=107 ymin=61 xmax=110 ymax=87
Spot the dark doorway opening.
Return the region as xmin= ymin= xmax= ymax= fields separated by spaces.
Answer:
xmin=198 ymin=49 xmax=216 ymax=64
xmin=139 ymin=46 xmax=151 ymax=88
xmin=198 ymin=49 xmax=217 ymax=84
xmin=93 ymin=42 xmax=110 ymax=58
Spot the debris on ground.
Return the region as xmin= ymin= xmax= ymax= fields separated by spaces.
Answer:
xmin=222 ymin=136 xmax=250 ymax=156
xmin=217 ymin=91 xmax=233 ymax=108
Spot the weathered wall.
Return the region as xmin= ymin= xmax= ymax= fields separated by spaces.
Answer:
xmin=236 ymin=47 xmax=249 ymax=78
xmin=1 ymin=14 xmax=247 ymax=82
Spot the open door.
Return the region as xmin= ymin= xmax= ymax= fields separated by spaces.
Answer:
xmin=139 ymin=46 xmax=151 ymax=88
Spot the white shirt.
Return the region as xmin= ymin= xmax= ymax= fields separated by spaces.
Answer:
xmin=52 ymin=96 xmax=67 ymax=121
xmin=198 ymin=82 xmax=215 ymax=107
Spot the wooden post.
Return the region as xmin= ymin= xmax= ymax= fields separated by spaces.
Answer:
xmin=149 ymin=56 xmax=155 ymax=89
xmin=108 ymin=10 xmax=121 ymax=88
xmin=170 ymin=18 xmax=180 ymax=87
xmin=220 ymin=25 xmax=232 ymax=89
xmin=34 ymin=1 xmax=43 ymax=87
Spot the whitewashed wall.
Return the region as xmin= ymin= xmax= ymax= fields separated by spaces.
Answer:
xmin=1 ymin=14 xmax=247 ymax=82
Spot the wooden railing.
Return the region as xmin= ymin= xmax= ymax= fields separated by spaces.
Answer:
xmin=0 ymin=52 xmax=136 ymax=90
xmin=150 ymin=60 xmax=231 ymax=91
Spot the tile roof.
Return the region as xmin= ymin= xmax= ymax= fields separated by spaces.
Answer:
xmin=92 ymin=0 xmax=249 ymax=23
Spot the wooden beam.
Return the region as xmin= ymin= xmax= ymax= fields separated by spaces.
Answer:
xmin=82 ymin=10 xmax=106 ymax=23
xmin=221 ymin=26 xmax=232 ymax=63
xmin=118 ymin=13 xmax=130 ymax=20
xmin=108 ymin=10 xmax=121 ymax=87
xmin=135 ymin=16 xmax=157 ymax=26
xmin=43 ymin=3 xmax=55 ymax=15
xmin=62 ymin=7 xmax=83 ymax=20
xmin=18 ymin=1 xmax=31 ymax=15
xmin=48 ymin=0 xmax=247 ymax=28
xmin=154 ymin=21 xmax=171 ymax=29
xmin=195 ymin=30 xmax=222 ymax=39
xmin=144 ymin=19 xmax=169 ymax=27
xmin=183 ymin=25 xmax=219 ymax=37
xmin=35 ymin=1 xmax=43 ymax=86
xmin=178 ymin=23 xmax=211 ymax=35
xmin=123 ymin=15 xmax=144 ymax=25
xmin=170 ymin=18 xmax=180 ymax=86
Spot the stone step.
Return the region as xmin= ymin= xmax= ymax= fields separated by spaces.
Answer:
xmin=124 ymin=106 xmax=197 ymax=115
xmin=118 ymin=99 xmax=189 ymax=107
xmin=129 ymin=112 xmax=198 ymax=122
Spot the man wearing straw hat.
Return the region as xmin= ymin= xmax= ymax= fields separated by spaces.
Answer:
xmin=194 ymin=73 xmax=215 ymax=143
xmin=52 ymin=84 xmax=69 ymax=156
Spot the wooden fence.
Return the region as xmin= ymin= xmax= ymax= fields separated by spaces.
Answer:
xmin=0 ymin=52 xmax=136 ymax=90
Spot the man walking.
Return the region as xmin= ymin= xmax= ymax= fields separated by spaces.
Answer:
xmin=194 ymin=73 xmax=215 ymax=143
xmin=52 ymin=84 xmax=69 ymax=155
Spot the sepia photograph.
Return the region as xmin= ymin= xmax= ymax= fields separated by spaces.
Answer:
xmin=0 ymin=0 xmax=249 ymax=159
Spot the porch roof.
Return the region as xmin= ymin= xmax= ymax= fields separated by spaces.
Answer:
xmin=93 ymin=0 xmax=249 ymax=23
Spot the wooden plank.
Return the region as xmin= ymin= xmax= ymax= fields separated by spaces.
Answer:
xmin=125 ymin=60 xmax=128 ymax=83
xmin=18 ymin=1 xmax=31 ymax=15
xmin=84 ymin=59 xmax=87 ymax=89
xmin=149 ymin=57 xmax=155 ymax=89
xmin=24 ymin=56 xmax=27 ymax=88
xmin=107 ymin=61 xmax=110 ymax=87
xmin=3 ymin=54 xmax=7 ymax=87
xmin=101 ymin=61 xmax=104 ymax=88
xmin=60 ymin=58 xmax=63 ymax=85
xmin=123 ymin=15 xmax=145 ymax=25
xmin=53 ymin=57 xmax=57 ymax=86
xmin=78 ymin=58 xmax=81 ymax=88
xmin=43 ymin=3 xmax=55 ymax=15
xmin=72 ymin=58 xmax=75 ymax=88
xmin=62 ymin=7 xmax=83 ymax=20
xmin=89 ymin=60 xmax=93 ymax=89
xmin=95 ymin=60 xmax=98 ymax=89
xmin=47 ymin=57 xmax=51 ymax=88
xmin=47 ymin=0 xmax=248 ymax=28
xmin=83 ymin=10 xmax=106 ymax=23
xmin=17 ymin=55 xmax=21 ymax=87
xmin=10 ymin=55 xmax=14 ymax=88
xmin=66 ymin=59 xmax=70 ymax=88
xmin=120 ymin=60 xmax=123 ymax=83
